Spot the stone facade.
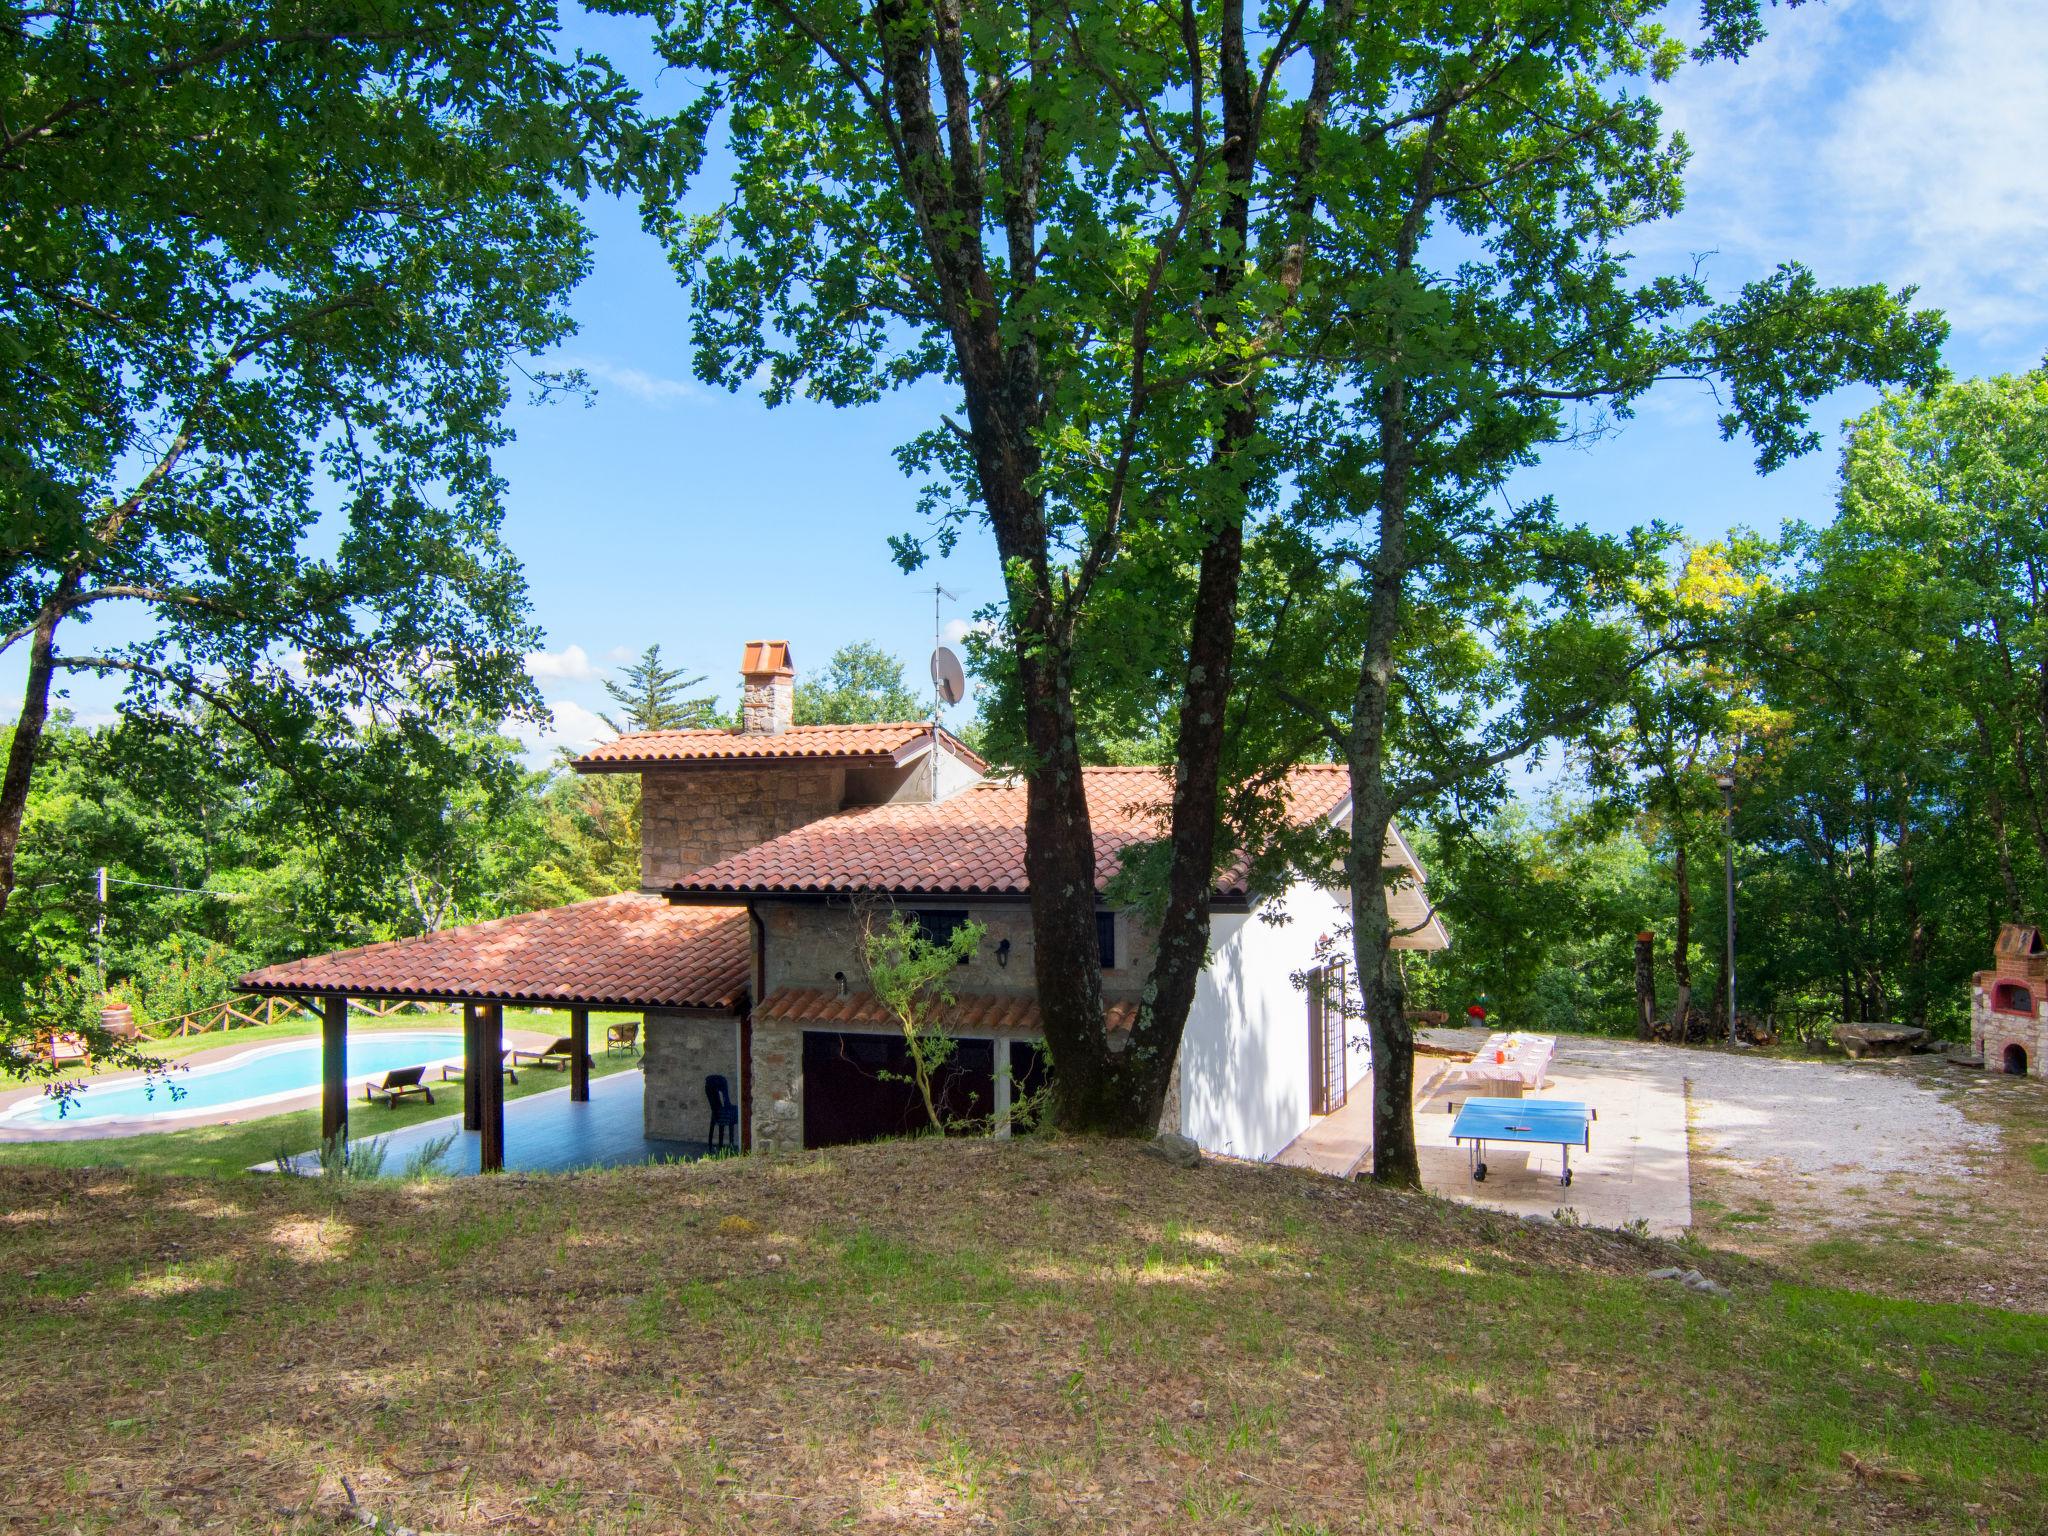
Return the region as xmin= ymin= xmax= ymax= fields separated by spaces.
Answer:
xmin=640 ymin=765 xmax=846 ymax=888
xmin=749 ymin=897 xmax=1179 ymax=1148
xmin=643 ymin=1009 xmax=744 ymax=1141
xmin=757 ymin=897 xmax=1155 ymax=1001
xmin=750 ymin=1018 xmax=807 ymax=1152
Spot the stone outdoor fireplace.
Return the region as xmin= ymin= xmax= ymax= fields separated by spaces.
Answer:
xmin=1971 ymin=924 xmax=2047 ymax=1078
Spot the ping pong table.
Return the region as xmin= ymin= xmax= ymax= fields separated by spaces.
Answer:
xmin=1448 ymin=1096 xmax=1596 ymax=1187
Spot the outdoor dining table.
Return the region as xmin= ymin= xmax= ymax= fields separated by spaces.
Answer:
xmin=1441 ymin=1031 xmax=1555 ymax=1097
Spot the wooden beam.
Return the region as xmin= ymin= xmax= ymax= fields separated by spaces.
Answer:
xmin=462 ymin=1002 xmax=482 ymax=1131
xmin=570 ymin=1008 xmax=590 ymax=1103
xmin=478 ymin=1002 xmax=506 ymax=1173
xmin=321 ymin=994 xmax=348 ymax=1149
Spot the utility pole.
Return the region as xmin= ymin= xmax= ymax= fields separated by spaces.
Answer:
xmin=94 ymin=865 xmax=108 ymax=989
xmin=1716 ymin=774 xmax=1738 ymax=1045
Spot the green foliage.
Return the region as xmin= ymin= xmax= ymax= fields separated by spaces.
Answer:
xmin=126 ymin=934 xmax=252 ymax=1032
xmin=510 ymin=757 xmax=642 ymax=909
xmin=0 ymin=0 xmax=683 ymax=923
xmin=859 ymin=909 xmax=986 ymax=1133
xmin=600 ymin=645 xmax=720 ymax=732
xmin=793 ymin=643 xmax=925 ymax=726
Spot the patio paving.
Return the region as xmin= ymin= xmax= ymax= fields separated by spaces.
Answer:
xmin=1278 ymin=1030 xmax=1694 ymax=1235
xmin=271 ymin=1068 xmax=710 ymax=1176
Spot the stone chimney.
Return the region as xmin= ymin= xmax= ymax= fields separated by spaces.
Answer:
xmin=739 ymin=640 xmax=794 ymax=734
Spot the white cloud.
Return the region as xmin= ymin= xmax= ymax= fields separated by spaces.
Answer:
xmin=509 ymin=698 xmax=616 ymax=761
xmin=603 ymin=644 xmax=638 ymax=664
xmin=525 ymin=644 xmax=600 ymax=683
xmin=1652 ymin=0 xmax=2048 ymax=344
xmin=569 ymin=356 xmax=702 ymax=406
xmin=940 ymin=617 xmax=973 ymax=646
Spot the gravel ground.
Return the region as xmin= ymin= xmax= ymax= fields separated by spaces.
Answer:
xmin=1681 ymin=1049 xmax=2001 ymax=1181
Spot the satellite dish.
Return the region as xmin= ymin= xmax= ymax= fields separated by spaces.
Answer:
xmin=930 ymin=645 xmax=966 ymax=706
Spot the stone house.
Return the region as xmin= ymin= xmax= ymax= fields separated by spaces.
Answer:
xmin=247 ymin=642 xmax=1447 ymax=1164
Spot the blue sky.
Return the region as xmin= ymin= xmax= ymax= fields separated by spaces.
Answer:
xmin=26 ymin=0 xmax=2048 ymax=759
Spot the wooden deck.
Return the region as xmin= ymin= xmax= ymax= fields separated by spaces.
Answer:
xmin=272 ymin=1069 xmax=710 ymax=1176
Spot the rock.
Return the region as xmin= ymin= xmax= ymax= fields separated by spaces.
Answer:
xmin=1646 ymin=1265 xmax=1729 ymax=1297
xmin=1946 ymin=1049 xmax=1986 ymax=1070
xmin=1521 ymin=1211 xmax=1557 ymax=1227
xmin=1146 ymin=1132 xmax=1202 ymax=1168
xmin=1835 ymin=1024 xmax=1929 ymax=1059
xmin=1647 ymin=1267 xmax=1683 ymax=1281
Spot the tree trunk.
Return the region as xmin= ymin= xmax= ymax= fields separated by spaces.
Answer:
xmin=0 ymin=587 xmax=71 ymax=917
xmin=1634 ymin=931 xmax=1657 ymax=1039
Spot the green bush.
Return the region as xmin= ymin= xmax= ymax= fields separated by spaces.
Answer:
xmin=128 ymin=933 xmax=251 ymax=1032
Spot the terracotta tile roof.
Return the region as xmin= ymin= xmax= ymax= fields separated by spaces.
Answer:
xmin=672 ymin=764 xmax=1353 ymax=901
xmin=755 ymin=985 xmax=1140 ymax=1036
xmin=574 ymin=722 xmax=986 ymax=771
xmin=240 ymin=895 xmax=749 ymax=1011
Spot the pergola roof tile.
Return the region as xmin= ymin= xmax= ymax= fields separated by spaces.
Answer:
xmin=240 ymin=894 xmax=749 ymax=1011
xmin=755 ymin=985 xmax=1140 ymax=1036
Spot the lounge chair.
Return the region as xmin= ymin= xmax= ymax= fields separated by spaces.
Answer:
xmin=439 ymin=1049 xmax=518 ymax=1085
xmin=512 ymin=1036 xmax=592 ymax=1072
xmin=362 ymin=1065 xmax=434 ymax=1108
xmin=43 ymin=1032 xmax=88 ymax=1067
xmin=606 ymin=1021 xmax=640 ymax=1058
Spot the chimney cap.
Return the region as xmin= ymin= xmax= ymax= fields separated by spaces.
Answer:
xmin=740 ymin=640 xmax=794 ymax=679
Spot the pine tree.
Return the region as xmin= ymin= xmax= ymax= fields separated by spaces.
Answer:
xmin=600 ymin=646 xmax=718 ymax=733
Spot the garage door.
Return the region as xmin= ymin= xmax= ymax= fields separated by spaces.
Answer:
xmin=801 ymin=1032 xmax=996 ymax=1148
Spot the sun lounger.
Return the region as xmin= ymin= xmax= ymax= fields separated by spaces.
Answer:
xmin=439 ymin=1049 xmax=518 ymax=1085
xmin=512 ymin=1036 xmax=593 ymax=1072
xmin=362 ymin=1065 xmax=435 ymax=1108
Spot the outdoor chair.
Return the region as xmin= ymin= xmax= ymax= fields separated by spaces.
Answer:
xmin=513 ymin=1036 xmax=593 ymax=1072
xmin=363 ymin=1065 xmax=434 ymax=1108
xmin=439 ymin=1049 xmax=517 ymax=1085
xmin=606 ymin=1020 xmax=640 ymax=1058
xmin=706 ymin=1074 xmax=740 ymax=1151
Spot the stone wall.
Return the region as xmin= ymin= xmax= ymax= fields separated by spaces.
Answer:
xmin=758 ymin=897 xmax=1154 ymax=1001
xmin=643 ymin=1010 xmax=744 ymax=1141
xmin=749 ymin=1019 xmax=806 ymax=1152
xmin=640 ymin=765 xmax=847 ymax=887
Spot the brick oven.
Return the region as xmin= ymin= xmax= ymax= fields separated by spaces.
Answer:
xmin=1971 ymin=924 xmax=2048 ymax=1078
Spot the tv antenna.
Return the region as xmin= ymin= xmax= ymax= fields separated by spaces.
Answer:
xmin=927 ymin=583 xmax=964 ymax=720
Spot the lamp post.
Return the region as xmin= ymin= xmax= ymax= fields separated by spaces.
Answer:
xmin=1716 ymin=772 xmax=1738 ymax=1045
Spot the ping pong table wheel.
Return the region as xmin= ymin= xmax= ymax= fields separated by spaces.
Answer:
xmin=1472 ymin=1163 xmax=1487 ymax=1182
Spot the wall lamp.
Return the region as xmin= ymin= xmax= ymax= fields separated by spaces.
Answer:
xmin=995 ymin=938 xmax=1012 ymax=969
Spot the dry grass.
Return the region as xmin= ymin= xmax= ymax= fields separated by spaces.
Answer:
xmin=1 ymin=1138 xmax=2043 ymax=1534
xmin=1693 ymin=1062 xmax=2048 ymax=1314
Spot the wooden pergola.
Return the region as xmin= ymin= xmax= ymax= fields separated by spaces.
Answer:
xmin=240 ymin=894 xmax=751 ymax=1173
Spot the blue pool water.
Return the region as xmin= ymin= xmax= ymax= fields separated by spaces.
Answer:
xmin=6 ymin=1032 xmax=466 ymax=1127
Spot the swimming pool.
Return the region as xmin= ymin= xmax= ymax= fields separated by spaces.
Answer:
xmin=0 ymin=1031 xmax=467 ymax=1129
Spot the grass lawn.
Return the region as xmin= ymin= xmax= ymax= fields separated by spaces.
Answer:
xmin=0 ymin=1008 xmax=640 ymax=1178
xmin=0 ymin=1138 xmax=2041 ymax=1534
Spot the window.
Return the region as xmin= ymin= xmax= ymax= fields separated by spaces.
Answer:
xmin=1096 ymin=910 xmax=1117 ymax=969
xmin=1994 ymin=981 xmax=2036 ymax=1016
xmin=911 ymin=909 xmax=972 ymax=965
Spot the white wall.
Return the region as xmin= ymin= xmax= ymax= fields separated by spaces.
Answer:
xmin=1178 ymin=880 xmax=1353 ymax=1161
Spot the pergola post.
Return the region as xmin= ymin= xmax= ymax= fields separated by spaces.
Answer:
xmin=462 ymin=1002 xmax=482 ymax=1131
xmin=570 ymin=1008 xmax=591 ymax=1103
xmin=321 ymin=994 xmax=348 ymax=1150
xmin=478 ymin=1002 xmax=506 ymax=1173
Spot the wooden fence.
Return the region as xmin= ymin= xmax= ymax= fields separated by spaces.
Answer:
xmin=159 ymin=994 xmax=422 ymax=1038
